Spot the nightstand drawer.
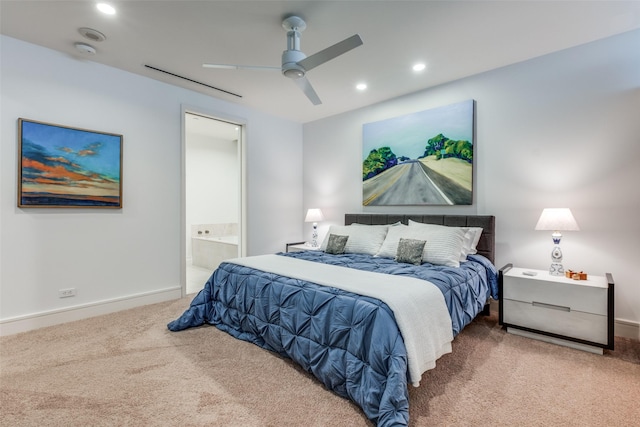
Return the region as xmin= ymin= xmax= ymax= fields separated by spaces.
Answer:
xmin=503 ymin=271 xmax=607 ymax=316
xmin=503 ymin=299 xmax=608 ymax=344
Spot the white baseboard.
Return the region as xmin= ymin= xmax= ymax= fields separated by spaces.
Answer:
xmin=4 ymin=292 xmax=637 ymax=341
xmin=615 ymin=318 xmax=640 ymax=341
xmin=0 ymin=287 xmax=182 ymax=336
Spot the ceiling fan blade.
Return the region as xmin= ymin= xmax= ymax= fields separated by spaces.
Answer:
xmin=293 ymin=77 xmax=322 ymax=105
xmin=203 ymin=63 xmax=280 ymax=71
xmin=298 ymin=34 xmax=363 ymax=72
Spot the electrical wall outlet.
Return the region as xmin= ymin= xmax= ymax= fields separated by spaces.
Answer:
xmin=58 ymin=288 xmax=77 ymax=298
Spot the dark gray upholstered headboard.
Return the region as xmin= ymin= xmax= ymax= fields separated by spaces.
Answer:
xmin=344 ymin=214 xmax=495 ymax=264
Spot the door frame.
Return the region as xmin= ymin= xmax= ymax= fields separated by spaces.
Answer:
xmin=181 ymin=105 xmax=247 ymax=297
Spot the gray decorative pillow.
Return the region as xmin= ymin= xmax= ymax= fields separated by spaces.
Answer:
xmin=396 ymin=238 xmax=426 ymax=265
xmin=325 ymin=234 xmax=349 ymax=255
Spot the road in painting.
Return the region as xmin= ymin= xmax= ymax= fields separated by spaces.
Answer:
xmin=363 ymin=160 xmax=450 ymax=205
xmin=362 ymin=100 xmax=474 ymax=206
xmin=19 ymin=120 xmax=122 ymax=207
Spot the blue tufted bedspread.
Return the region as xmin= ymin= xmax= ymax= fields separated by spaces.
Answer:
xmin=168 ymin=252 xmax=497 ymax=426
xmin=281 ymin=252 xmax=499 ymax=336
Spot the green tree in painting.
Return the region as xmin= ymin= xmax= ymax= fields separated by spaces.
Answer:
xmin=422 ymin=133 xmax=448 ymax=157
xmin=363 ymin=146 xmax=398 ymax=180
xmin=421 ymin=133 xmax=472 ymax=163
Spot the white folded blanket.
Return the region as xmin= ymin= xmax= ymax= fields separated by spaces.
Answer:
xmin=227 ymin=254 xmax=453 ymax=386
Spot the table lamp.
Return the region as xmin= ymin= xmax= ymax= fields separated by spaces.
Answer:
xmin=305 ymin=208 xmax=324 ymax=247
xmin=535 ymin=208 xmax=580 ymax=276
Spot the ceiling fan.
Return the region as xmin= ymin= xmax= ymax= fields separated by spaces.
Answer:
xmin=203 ymin=15 xmax=363 ymax=105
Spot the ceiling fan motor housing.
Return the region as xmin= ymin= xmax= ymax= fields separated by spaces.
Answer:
xmin=282 ymin=49 xmax=306 ymax=79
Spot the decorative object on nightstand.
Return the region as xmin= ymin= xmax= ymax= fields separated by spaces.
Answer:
xmin=565 ymin=269 xmax=587 ymax=280
xmin=304 ymin=208 xmax=324 ymax=247
xmin=534 ymin=208 xmax=580 ymax=276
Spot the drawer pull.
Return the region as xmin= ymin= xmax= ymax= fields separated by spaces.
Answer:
xmin=532 ymin=301 xmax=570 ymax=312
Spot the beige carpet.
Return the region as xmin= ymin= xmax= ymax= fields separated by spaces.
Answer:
xmin=1 ymin=296 xmax=638 ymax=426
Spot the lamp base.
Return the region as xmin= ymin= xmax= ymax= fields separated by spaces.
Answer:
xmin=549 ymin=262 xmax=565 ymax=276
xmin=548 ymin=241 xmax=564 ymax=276
xmin=310 ymin=223 xmax=318 ymax=247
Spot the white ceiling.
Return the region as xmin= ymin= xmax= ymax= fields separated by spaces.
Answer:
xmin=1 ymin=1 xmax=639 ymax=124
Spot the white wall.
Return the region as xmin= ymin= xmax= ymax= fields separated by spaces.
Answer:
xmin=0 ymin=36 xmax=303 ymax=334
xmin=303 ymin=29 xmax=640 ymax=334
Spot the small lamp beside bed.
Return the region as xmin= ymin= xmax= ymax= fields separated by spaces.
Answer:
xmin=535 ymin=208 xmax=580 ymax=276
xmin=305 ymin=208 xmax=324 ymax=247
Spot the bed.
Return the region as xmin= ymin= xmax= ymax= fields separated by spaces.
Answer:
xmin=169 ymin=214 xmax=498 ymax=426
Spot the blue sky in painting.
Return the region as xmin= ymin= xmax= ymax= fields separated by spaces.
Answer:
xmin=362 ymin=100 xmax=474 ymax=160
xmin=21 ymin=120 xmax=121 ymax=179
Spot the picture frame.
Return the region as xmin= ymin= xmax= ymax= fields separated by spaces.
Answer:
xmin=18 ymin=118 xmax=123 ymax=208
xmin=362 ymin=99 xmax=474 ymax=206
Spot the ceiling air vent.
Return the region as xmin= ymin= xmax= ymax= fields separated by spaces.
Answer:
xmin=144 ymin=65 xmax=242 ymax=98
xmin=78 ymin=27 xmax=106 ymax=42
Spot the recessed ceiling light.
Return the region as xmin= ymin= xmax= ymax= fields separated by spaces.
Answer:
xmin=413 ymin=63 xmax=426 ymax=72
xmin=356 ymin=83 xmax=367 ymax=91
xmin=96 ymin=3 xmax=116 ymax=15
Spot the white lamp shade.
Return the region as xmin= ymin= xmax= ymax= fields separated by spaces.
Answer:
xmin=534 ymin=208 xmax=580 ymax=231
xmin=304 ymin=208 xmax=324 ymax=223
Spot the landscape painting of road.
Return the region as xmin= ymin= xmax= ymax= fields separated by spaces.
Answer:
xmin=362 ymin=100 xmax=474 ymax=206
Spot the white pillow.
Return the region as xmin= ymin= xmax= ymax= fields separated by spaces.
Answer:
xmin=320 ymin=224 xmax=390 ymax=256
xmin=350 ymin=221 xmax=402 ymax=227
xmin=376 ymin=225 xmax=414 ymax=258
xmin=460 ymin=227 xmax=483 ymax=261
xmin=408 ymin=220 xmax=481 ymax=263
xmin=377 ymin=223 xmax=466 ymax=267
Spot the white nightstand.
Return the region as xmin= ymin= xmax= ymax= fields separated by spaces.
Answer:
xmin=286 ymin=242 xmax=322 ymax=253
xmin=499 ymin=264 xmax=614 ymax=354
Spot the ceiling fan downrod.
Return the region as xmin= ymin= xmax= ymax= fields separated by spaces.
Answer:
xmin=282 ymin=16 xmax=307 ymax=79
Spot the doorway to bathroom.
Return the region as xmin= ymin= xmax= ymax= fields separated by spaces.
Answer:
xmin=183 ymin=110 xmax=245 ymax=295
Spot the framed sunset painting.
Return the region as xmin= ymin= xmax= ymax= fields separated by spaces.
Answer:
xmin=18 ymin=118 xmax=123 ymax=208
